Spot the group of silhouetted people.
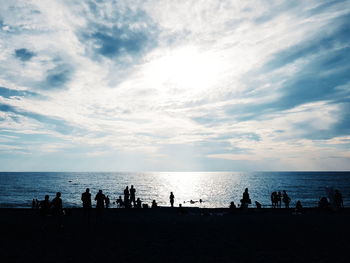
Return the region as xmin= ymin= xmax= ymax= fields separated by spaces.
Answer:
xmin=270 ymin=190 xmax=291 ymax=208
xmin=36 ymin=192 xmax=63 ymax=216
xmin=35 ymin=187 xmax=345 ymax=215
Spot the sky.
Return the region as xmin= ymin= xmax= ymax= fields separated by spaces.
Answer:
xmin=0 ymin=0 xmax=349 ymax=172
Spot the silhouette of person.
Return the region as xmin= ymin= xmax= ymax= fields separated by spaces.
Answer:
xmin=271 ymin=192 xmax=275 ymax=208
xmin=51 ymin=192 xmax=63 ymax=215
xmin=178 ymin=203 xmax=186 ymax=214
xmin=334 ymin=189 xmax=344 ymax=209
xmin=124 ymin=186 xmax=130 ymax=208
xmin=116 ymin=195 xmax=124 ymax=207
xmin=32 ymin=198 xmax=36 ymax=209
xmin=151 ymin=200 xmax=158 ymax=208
xmin=136 ymin=198 xmax=142 ymax=209
xmin=229 ymin=201 xmax=236 ymax=209
xmin=295 ymin=200 xmax=303 ymax=214
xmin=95 ymin=190 xmax=106 ymax=210
xmin=318 ymin=197 xmax=330 ymax=210
xmin=170 ymin=192 xmax=175 ymax=207
xmin=277 ymin=191 xmax=282 ymax=208
xmin=40 ymin=195 xmax=51 ymax=216
xmin=130 ymin=185 xmax=136 ymax=207
xmin=81 ymin=188 xmax=92 ymax=210
xmin=255 ymin=201 xmax=262 ymax=209
xmin=282 ymin=190 xmax=291 ymax=208
xmin=241 ymin=188 xmax=251 ymax=208
xmin=105 ymin=195 xmax=110 ymax=208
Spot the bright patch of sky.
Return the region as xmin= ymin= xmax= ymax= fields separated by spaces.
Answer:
xmin=0 ymin=0 xmax=349 ymax=171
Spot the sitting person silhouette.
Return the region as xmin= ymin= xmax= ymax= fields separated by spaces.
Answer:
xmin=229 ymin=201 xmax=236 ymax=209
xmin=116 ymin=196 xmax=124 ymax=207
xmin=136 ymin=198 xmax=142 ymax=209
xmin=295 ymin=200 xmax=303 ymax=214
xmin=318 ymin=197 xmax=330 ymax=210
xmin=151 ymin=200 xmax=158 ymax=208
xmin=255 ymin=201 xmax=262 ymax=209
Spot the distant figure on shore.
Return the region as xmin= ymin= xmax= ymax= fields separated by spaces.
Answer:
xmin=170 ymin=192 xmax=175 ymax=207
xmin=271 ymin=192 xmax=276 ymax=208
xmin=116 ymin=196 xmax=124 ymax=207
xmin=151 ymin=200 xmax=158 ymax=208
xmin=130 ymin=185 xmax=136 ymax=207
xmin=95 ymin=190 xmax=106 ymax=211
xmin=334 ymin=189 xmax=344 ymax=209
xmin=229 ymin=201 xmax=236 ymax=210
xmin=255 ymin=201 xmax=262 ymax=209
xmin=81 ymin=188 xmax=92 ymax=210
xmin=136 ymin=198 xmax=142 ymax=209
xmin=51 ymin=192 xmax=63 ymax=215
xmin=40 ymin=195 xmax=51 ymax=216
xmin=240 ymin=188 xmax=251 ymax=208
xmin=282 ymin=190 xmax=291 ymax=209
xmin=277 ymin=191 xmax=282 ymax=208
xmin=318 ymin=197 xmax=330 ymax=210
xmin=32 ymin=198 xmax=36 ymax=209
xmin=178 ymin=203 xmax=186 ymax=214
xmin=105 ymin=195 xmax=110 ymax=209
xmin=295 ymin=200 xmax=303 ymax=214
xmin=124 ymin=186 xmax=130 ymax=208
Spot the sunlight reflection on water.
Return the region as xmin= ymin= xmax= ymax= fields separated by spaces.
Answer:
xmin=0 ymin=172 xmax=349 ymax=208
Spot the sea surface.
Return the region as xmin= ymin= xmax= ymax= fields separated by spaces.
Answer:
xmin=0 ymin=172 xmax=349 ymax=208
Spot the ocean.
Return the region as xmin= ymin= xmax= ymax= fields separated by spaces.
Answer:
xmin=0 ymin=171 xmax=349 ymax=208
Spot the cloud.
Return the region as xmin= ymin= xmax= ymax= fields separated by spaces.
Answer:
xmin=14 ymin=48 xmax=36 ymax=61
xmin=42 ymin=62 xmax=73 ymax=89
xmin=0 ymin=86 xmax=43 ymax=99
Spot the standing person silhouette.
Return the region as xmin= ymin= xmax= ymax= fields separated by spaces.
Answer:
xmin=51 ymin=192 xmax=63 ymax=228
xmin=40 ymin=195 xmax=51 ymax=216
xmin=124 ymin=186 xmax=130 ymax=208
xmin=282 ymin=190 xmax=291 ymax=208
xmin=95 ymin=190 xmax=106 ymax=214
xmin=81 ymin=188 xmax=92 ymax=210
xmin=170 ymin=192 xmax=175 ymax=207
xmin=130 ymin=185 xmax=136 ymax=207
xmin=51 ymin=192 xmax=63 ymax=215
xmin=241 ymin=188 xmax=251 ymax=208
xmin=334 ymin=189 xmax=344 ymax=209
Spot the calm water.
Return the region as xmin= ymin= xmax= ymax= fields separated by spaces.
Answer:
xmin=0 ymin=172 xmax=349 ymax=208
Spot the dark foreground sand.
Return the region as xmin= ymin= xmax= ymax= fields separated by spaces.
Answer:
xmin=1 ymin=208 xmax=349 ymax=263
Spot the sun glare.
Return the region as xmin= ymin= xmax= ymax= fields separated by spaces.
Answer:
xmin=143 ymin=46 xmax=226 ymax=96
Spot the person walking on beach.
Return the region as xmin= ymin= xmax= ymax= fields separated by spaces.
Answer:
xmin=170 ymin=192 xmax=175 ymax=207
xmin=105 ymin=195 xmax=110 ymax=208
xmin=81 ymin=188 xmax=92 ymax=210
xmin=124 ymin=186 xmax=130 ymax=208
xmin=282 ymin=190 xmax=291 ymax=209
xmin=130 ymin=185 xmax=136 ymax=207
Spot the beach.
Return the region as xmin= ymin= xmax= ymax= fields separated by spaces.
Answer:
xmin=1 ymin=208 xmax=349 ymax=263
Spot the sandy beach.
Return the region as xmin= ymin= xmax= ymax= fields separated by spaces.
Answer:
xmin=0 ymin=207 xmax=349 ymax=263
